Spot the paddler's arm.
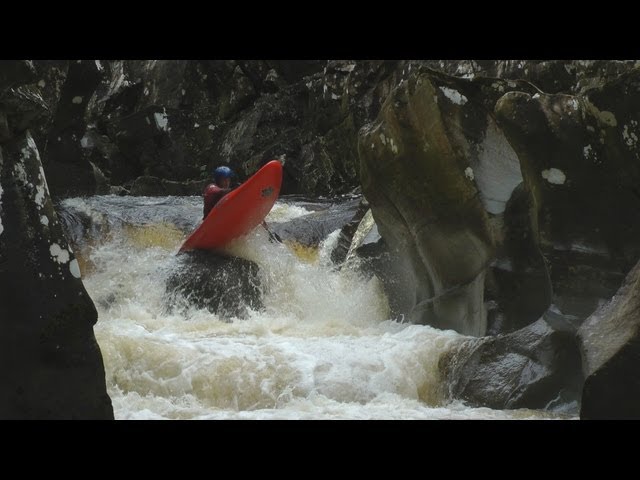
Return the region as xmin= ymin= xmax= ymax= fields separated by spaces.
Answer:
xmin=262 ymin=220 xmax=281 ymax=243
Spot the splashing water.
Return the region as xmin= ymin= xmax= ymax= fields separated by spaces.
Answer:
xmin=58 ymin=195 xmax=571 ymax=420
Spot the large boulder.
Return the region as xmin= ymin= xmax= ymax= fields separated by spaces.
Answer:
xmin=356 ymin=63 xmax=640 ymax=337
xmin=579 ymin=259 xmax=640 ymax=419
xmin=439 ymin=318 xmax=583 ymax=411
xmin=165 ymin=250 xmax=263 ymax=319
xmin=358 ymin=70 xmax=509 ymax=336
xmin=0 ymin=131 xmax=113 ymax=419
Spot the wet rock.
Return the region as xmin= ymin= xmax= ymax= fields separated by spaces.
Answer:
xmin=440 ymin=318 xmax=583 ymax=412
xmin=359 ymin=70 xmax=500 ymax=336
xmin=485 ymin=183 xmax=552 ymax=334
xmin=0 ymin=131 xmax=113 ymax=419
xmin=330 ymin=197 xmax=371 ymax=265
xmin=269 ymin=197 xmax=361 ymax=247
xmin=165 ymin=250 xmax=263 ymax=319
xmin=579 ymin=259 xmax=640 ymax=419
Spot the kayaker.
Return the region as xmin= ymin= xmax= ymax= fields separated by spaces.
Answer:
xmin=203 ymin=166 xmax=235 ymax=219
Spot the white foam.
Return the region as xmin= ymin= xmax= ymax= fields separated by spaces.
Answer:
xmin=69 ymin=198 xmax=567 ymax=420
xmin=266 ymin=203 xmax=312 ymax=222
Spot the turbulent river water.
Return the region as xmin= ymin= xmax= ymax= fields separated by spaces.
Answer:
xmin=58 ymin=195 xmax=572 ymax=420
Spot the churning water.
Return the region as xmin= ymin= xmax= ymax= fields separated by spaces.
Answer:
xmin=58 ymin=195 xmax=569 ymax=420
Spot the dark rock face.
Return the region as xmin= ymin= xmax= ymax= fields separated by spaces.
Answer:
xmin=485 ymin=183 xmax=552 ymax=335
xmin=165 ymin=250 xmax=263 ymax=319
xmin=0 ymin=60 xmax=37 ymax=92
xmin=43 ymin=60 xmax=108 ymax=197
xmin=111 ymin=105 xmax=193 ymax=182
xmin=440 ymin=318 xmax=583 ymax=411
xmin=495 ymin=72 xmax=640 ymax=323
xmin=579 ymin=260 xmax=640 ymax=419
xmin=357 ymin=62 xmax=640 ymax=339
xmin=21 ymin=60 xmax=405 ymax=198
xmin=10 ymin=59 xmax=640 ymax=204
xmin=426 ymin=60 xmax=640 ymax=95
xmin=0 ymin=131 xmax=113 ymax=419
xmin=0 ymin=61 xmax=49 ymax=146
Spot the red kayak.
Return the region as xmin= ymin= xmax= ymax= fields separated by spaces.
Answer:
xmin=179 ymin=160 xmax=283 ymax=252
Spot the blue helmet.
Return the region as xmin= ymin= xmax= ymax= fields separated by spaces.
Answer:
xmin=213 ymin=166 xmax=234 ymax=182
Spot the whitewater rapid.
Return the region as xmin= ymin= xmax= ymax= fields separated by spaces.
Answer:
xmin=59 ymin=195 xmax=569 ymax=420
